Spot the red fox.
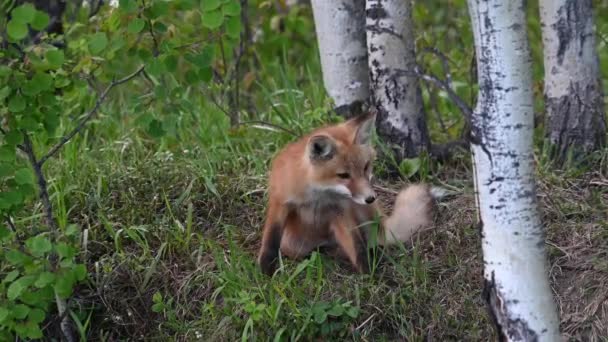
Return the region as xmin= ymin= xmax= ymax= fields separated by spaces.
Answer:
xmin=257 ymin=111 xmax=438 ymax=275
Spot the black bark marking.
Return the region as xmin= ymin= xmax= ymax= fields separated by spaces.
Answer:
xmin=552 ymin=0 xmax=593 ymax=65
xmin=366 ymin=5 xmax=387 ymax=20
xmin=483 ymin=272 xmax=540 ymax=342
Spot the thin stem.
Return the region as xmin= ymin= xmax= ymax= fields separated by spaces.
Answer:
xmin=38 ymin=65 xmax=145 ymax=166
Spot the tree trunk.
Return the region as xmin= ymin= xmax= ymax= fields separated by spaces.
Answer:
xmin=310 ymin=0 xmax=369 ymax=117
xmin=539 ymin=0 xmax=606 ymax=164
xmin=467 ymin=1 xmax=561 ymax=340
xmin=366 ymin=0 xmax=429 ymax=160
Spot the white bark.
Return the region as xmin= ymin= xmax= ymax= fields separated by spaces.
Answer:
xmin=310 ymin=0 xmax=369 ymax=115
xmin=467 ymin=1 xmax=561 ymax=340
xmin=366 ymin=0 xmax=429 ymax=159
xmin=539 ymin=0 xmax=606 ymax=161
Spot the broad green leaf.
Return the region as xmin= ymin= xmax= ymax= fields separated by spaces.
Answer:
xmin=0 ymin=145 xmax=16 ymax=162
xmin=4 ymin=270 xmax=20 ymax=283
xmin=199 ymin=67 xmax=213 ymax=82
xmin=45 ymin=50 xmax=64 ymax=69
xmin=7 ymin=20 xmax=28 ymax=41
xmin=30 ymin=10 xmax=50 ymax=31
xmin=201 ymin=0 xmax=221 ymax=12
xmin=8 ymin=276 xmax=35 ymax=300
xmin=30 ymin=73 xmax=53 ymax=93
xmin=225 ymin=16 xmax=242 ymax=39
xmin=24 ymin=321 xmax=43 ymax=339
xmin=12 ymin=304 xmax=30 ymax=319
xmin=28 ymin=308 xmax=45 ymax=324
xmin=0 ymin=308 xmax=9 ymax=323
xmin=54 ymin=276 xmax=74 ymax=299
xmin=399 ymin=158 xmax=421 ymax=178
xmin=8 ymin=94 xmax=26 ymax=113
xmin=0 ymin=66 xmax=10 ymax=77
xmin=164 ymin=54 xmax=178 ymax=72
xmin=26 ymin=235 xmax=52 ymax=256
xmin=88 ymin=32 xmax=108 ymax=55
xmin=327 ymin=305 xmax=344 ymax=317
xmin=0 ymin=86 xmax=10 ymax=101
xmin=55 ymin=243 xmax=76 ymax=260
xmin=149 ymin=1 xmax=169 ymax=18
xmin=34 ymin=272 xmax=55 ymax=288
xmin=74 ymin=264 xmax=87 ymax=281
xmin=186 ymin=45 xmax=215 ymax=68
xmin=0 ymin=225 xmax=11 ymax=240
xmin=119 ymin=0 xmax=138 ymax=13
xmin=3 ymin=190 xmax=23 ymax=205
xmin=14 ymin=168 xmax=34 ymax=185
xmin=202 ymin=9 xmax=224 ymax=29
xmin=11 ymin=4 xmax=36 ymax=24
xmin=147 ymin=119 xmax=165 ymax=138
xmin=5 ymin=130 xmax=23 ymax=146
xmin=127 ymin=18 xmax=145 ymax=33
xmin=223 ymin=1 xmax=241 ymax=16
xmin=6 ymin=250 xmax=29 ymax=265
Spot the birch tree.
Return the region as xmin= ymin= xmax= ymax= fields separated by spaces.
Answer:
xmin=310 ymin=0 xmax=369 ymax=117
xmin=466 ymin=1 xmax=560 ymax=340
xmin=539 ymin=0 xmax=606 ymax=164
xmin=366 ymin=0 xmax=430 ymax=159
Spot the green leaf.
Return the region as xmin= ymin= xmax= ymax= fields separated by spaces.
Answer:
xmin=14 ymin=168 xmax=34 ymax=185
xmin=5 ymin=130 xmax=23 ymax=146
xmin=45 ymin=49 xmax=64 ymax=69
xmin=147 ymin=119 xmax=166 ymax=138
xmin=0 ymin=308 xmax=9 ymax=323
xmin=0 ymin=163 xmax=13 ymax=177
xmin=127 ymin=18 xmax=145 ymax=33
xmin=32 ymin=73 xmax=53 ymax=92
xmin=327 ymin=305 xmax=344 ymax=317
xmin=2 ymin=190 xmax=23 ymax=205
xmin=4 ymin=270 xmax=20 ymax=283
xmin=0 ymin=86 xmax=10 ymax=101
xmin=28 ymin=308 xmax=45 ymax=324
xmin=119 ymin=0 xmax=138 ymax=13
xmin=225 ymin=15 xmax=241 ymax=39
xmin=164 ymin=54 xmax=178 ymax=72
xmin=11 ymin=4 xmax=36 ymax=24
xmin=30 ymin=10 xmax=50 ymax=31
xmin=26 ymin=235 xmax=52 ymax=256
xmin=0 ymin=225 xmax=11 ymax=240
xmin=34 ymin=272 xmax=56 ymax=288
xmin=346 ymin=306 xmax=359 ymax=318
xmin=8 ymin=277 xmax=35 ymax=300
xmin=399 ymin=157 xmax=421 ymax=179
xmin=223 ymin=1 xmax=241 ymax=16
xmin=0 ymin=145 xmax=16 ymax=162
xmin=88 ymin=32 xmax=108 ymax=55
xmin=24 ymin=320 xmax=43 ymax=339
xmin=54 ymin=276 xmax=74 ymax=299
xmin=149 ymin=1 xmax=169 ymax=18
xmin=12 ymin=304 xmax=30 ymax=319
xmin=199 ymin=67 xmax=213 ymax=83
xmin=186 ymin=45 xmax=215 ymax=68
xmin=202 ymin=9 xmax=224 ymax=29
xmin=8 ymin=94 xmax=26 ymax=113
xmin=74 ymin=264 xmax=87 ymax=281
xmin=314 ymin=310 xmax=327 ymax=324
xmin=6 ymin=250 xmax=29 ymax=265
xmin=55 ymin=243 xmax=76 ymax=260
xmin=201 ymin=0 xmax=221 ymax=12
xmin=7 ymin=20 xmax=28 ymax=41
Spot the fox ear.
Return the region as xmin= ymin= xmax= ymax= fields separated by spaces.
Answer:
xmin=353 ymin=111 xmax=376 ymax=146
xmin=308 ymin=135 xmax=336 ymax=161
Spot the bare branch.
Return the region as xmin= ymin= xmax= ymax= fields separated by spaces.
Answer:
xmin=393 ymin=66 xmax=473 ymax=121
xmin=38 ymin=65 xmax=145 ymax=166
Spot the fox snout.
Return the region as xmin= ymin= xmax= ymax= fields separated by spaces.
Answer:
xmin=351 ymin=180 xmax=376 ymax=205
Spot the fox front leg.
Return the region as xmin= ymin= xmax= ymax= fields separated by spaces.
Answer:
xmin=257 ymin=201 xmax=289 ymax=276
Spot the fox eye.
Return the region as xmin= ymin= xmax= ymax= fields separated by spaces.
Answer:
xmin=364 ymin=162 xmax=370 ymax=172
xmin=337 ymin=172 xmax=350 ymax=179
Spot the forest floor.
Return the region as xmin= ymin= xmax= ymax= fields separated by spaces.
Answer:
xmin=57 ymin=139 xmax=606 ymax=340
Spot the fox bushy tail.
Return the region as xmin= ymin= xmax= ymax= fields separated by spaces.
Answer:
xmin=379 ymin=184 xmax=446 ymax=245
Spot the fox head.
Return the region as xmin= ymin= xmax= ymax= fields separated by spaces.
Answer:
xmin=305 ymin=112 xmax=378 ymax=205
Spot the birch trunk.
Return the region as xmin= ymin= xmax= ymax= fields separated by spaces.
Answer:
xmin=539 ymin=0 xmax=606 ymax=164
xmin=467 ymin=1 xmax=561 ymax=340
xmin=366 ymin=0 xmax=429 ymax=159
xmin=310 ymin=0 xmax=369 ymax=117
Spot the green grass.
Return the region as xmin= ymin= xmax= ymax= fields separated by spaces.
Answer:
xmin=9 ymin=1 xmax=608 ymax=340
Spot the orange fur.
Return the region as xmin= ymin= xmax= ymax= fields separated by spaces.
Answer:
xmin=257 ymin=112 xmax=435 ymax=275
